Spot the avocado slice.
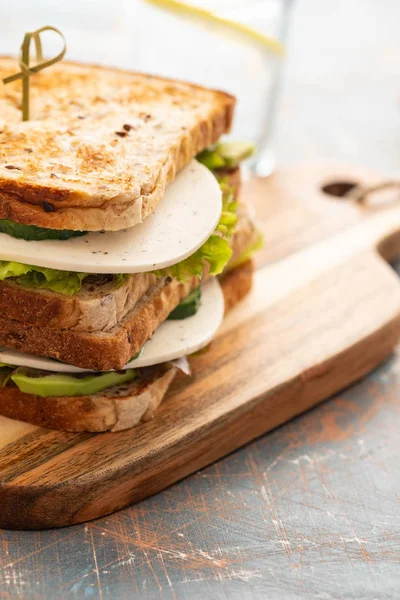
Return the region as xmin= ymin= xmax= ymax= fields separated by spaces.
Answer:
xmin=197 ymin=142 xmax=255 ymax=171
xmin=0 ymin=219 xmax=87 ymax=241
xmin=11 ymin=369 xmax=137 ymax=398
xmin=168 ymin=287 xmax=201 ymax=320
xmin=217 ymin=142 xmax=256 ymax=169
xmin=0 ymin=365 xmax=14 ymax=388
xmin=196 ymin=148 xmax=226 ymax=170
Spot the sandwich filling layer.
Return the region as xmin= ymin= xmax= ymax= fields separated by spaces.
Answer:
xmin=0 ymin=145 xmax=255 ymax=301
xmin=0 ymin=277 xmax=225 ymax=372
xmin=0 ymin=174 xmax=234 ymax=293
xmin=0 ymin=145 xmax=261 ymax=371
xmin=0 ymin=260 xmax=254 ymax=433
xmin=0 ymin=160 xmax=224 ymax=277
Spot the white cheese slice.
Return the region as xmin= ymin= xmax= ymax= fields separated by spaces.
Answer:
xmin=0 ymin=278 xmax=224 ymax=373
xmin=0 ymin=161 xmax=222 ymax=274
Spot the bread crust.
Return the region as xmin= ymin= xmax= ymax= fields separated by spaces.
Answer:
xmin=0 ymin=58 xmax=235 ymax=231
xmin=0 ymin=273 xmax=158 ymax=332
xmin=221 ymin=260 xmax=253 ymax=314
xmin=0 ymin=261 xmax=253 ymax=432
xmin=0 ymin=364 xmax=177 ymax=433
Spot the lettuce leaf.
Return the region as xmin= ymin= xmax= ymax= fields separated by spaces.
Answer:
xmin=217 ymin=180 xmax=238 ymax=237
xmin=153 ymin=179 xmax=237 ymax=281
xmin=0 ymin=261 xmax=32 ymax=279
xmin=0 ymin=261 xmax=89 ymax=295
xmin=114 ymin=273 xmax=130 ymax=288
xmin=0 ymin=261 xmax=131 ymax=295
xmin=153 ymin=234 xmax=232 ymax=280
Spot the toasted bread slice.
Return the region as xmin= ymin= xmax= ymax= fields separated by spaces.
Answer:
xmin=0 ymin=363 xmax=178 ymax=433
xmin=0 ymin=261 xmax=253 ymax=432
xmin=0 ymin=272 xmax=157 ymax=332
xmin=0 ymin=59 xmax=235 ymax=231
xmin=0 ymin=274 xmax=199 ymax=370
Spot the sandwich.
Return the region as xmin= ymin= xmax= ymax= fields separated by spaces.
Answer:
xmin=0 ymin=59 xmax=261 ymax=432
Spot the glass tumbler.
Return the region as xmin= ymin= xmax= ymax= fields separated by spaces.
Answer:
xmin=125 ymin=0 xmax=293 ymax=176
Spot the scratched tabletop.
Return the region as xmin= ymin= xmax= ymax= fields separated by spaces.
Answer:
xmin=1 ymin=1 xmax=400 ymax=598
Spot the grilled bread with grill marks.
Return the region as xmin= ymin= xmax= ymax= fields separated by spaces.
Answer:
xmin=0 ymin=59 xmax=235 ymax=231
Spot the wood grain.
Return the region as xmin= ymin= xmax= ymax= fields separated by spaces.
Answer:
xmin=1 ymin=1 xmax=399 ymax=595
xmin=1 ymin=161 xmax=400 ymax=529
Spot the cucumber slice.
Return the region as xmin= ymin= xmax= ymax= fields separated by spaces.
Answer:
xmin=11 ymin=369 xmax=137 ymax=398
xmin=168 ymin=287 xmax=201 ymax=320
xmin=0 ymin=219 xmax=87 ymax=241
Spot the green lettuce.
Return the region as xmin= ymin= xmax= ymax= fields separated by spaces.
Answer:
xmin=0 ymin=261 xmax=88 ymax=295
xmin=217 ymin=180 xmax=238 ymax=237
xmin=114 ymin=273 xmax=130 ymax=288
xmin=153 ymin=180 xmax=237 ymax=281
xmin=153 ymin=234 xmax=232 ymax=280
xmin=0 ymin=261 xmax=130 ymax=295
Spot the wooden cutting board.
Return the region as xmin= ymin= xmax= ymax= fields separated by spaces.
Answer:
xmin=1 ymin=161 xmax=400 ymax=530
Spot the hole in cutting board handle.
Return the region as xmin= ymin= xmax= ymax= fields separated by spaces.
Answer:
xmin=321 ymin=181 xmax=358 ymax=198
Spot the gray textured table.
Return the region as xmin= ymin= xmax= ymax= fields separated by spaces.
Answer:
xmin=1 ymin=1 xmax=400 ymax=598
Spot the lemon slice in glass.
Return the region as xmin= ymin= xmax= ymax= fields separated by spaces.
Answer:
xmin=142 ymin=0 xmax=285 ymax=55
